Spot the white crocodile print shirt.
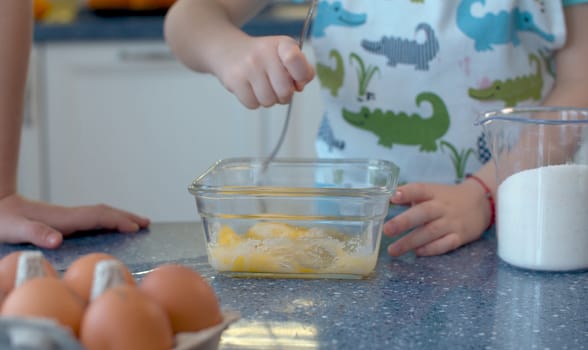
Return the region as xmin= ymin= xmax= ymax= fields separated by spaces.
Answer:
xmin=311 ymin=0 xmax=582 ymax=184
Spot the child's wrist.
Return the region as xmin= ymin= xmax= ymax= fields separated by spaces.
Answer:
xmin=465 ymin=174 xmax=495 ymax=231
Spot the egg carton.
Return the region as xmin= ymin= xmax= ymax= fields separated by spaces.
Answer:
xmin=0 ymin=310 xmax=240 ymax=350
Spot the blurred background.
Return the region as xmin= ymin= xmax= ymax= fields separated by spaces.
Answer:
xmin=23 ymin=0 xmax=323 ymax=222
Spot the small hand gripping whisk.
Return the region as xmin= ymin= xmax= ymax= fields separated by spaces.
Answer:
xmin=261 ymin=0 xmax=318 ymax=172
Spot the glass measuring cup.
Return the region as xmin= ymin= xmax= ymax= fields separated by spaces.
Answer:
xmin=477 ymin=106 xmax=588 ymax=271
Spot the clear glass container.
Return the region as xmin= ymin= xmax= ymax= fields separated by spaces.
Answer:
xmin=478 ymin=106 xmax=588 ymax=271
xmin=188 ymin=158 xmax=399 ymax=279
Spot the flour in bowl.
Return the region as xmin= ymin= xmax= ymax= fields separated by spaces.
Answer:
xmin=497 ymin=163 xmax=588 ymax=271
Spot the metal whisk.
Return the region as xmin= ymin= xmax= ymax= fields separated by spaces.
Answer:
xmin=262 ymin=0 xmax=318 ymax=170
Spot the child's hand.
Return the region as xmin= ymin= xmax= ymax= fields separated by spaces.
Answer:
xmin=213 ymin=35 xmax=315 ymax=109
xmin=383 ymin=180 xmax=492 ymax=256
xmin=0 ymin=194 xmax=150 ymax=249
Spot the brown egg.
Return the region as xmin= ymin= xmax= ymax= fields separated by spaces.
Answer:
xmin=139 ymin=264 xmax=223 ymax=333
xmin=0 ymin=251 xmax=58 ymax=297
xmin=63 ymin=253 xmax=135 ymax=302
xmin=80 ymin=285 xmax=174 ymax=350
xmin=0 ymin=277 xmax=86 ymax=337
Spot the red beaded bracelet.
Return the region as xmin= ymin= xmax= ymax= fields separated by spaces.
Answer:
xmin=465 ymin=174 xmax=495 ymax=231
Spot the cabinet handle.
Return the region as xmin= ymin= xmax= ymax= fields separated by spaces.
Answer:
xmin=117 ymin=50 xmax=176 ymax=62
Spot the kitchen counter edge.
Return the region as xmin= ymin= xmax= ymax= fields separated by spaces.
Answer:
xmin=33 ymin=9 xmax=304 ymax=42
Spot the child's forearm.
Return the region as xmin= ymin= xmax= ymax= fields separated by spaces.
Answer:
xmin=0 ymin=0 xmax=32 ymax=198
xmin=164 ymin=0 xmax=270 ymax=75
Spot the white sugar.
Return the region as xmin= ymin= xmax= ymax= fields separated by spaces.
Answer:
xmin=497 ymin=164 xmax=588 ymax=271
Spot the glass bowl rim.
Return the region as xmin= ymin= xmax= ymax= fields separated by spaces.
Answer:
xmin=476 ymin=106 xmax=588 ymax=126
xmin=188 ymin=157 xmax=400 ymax=197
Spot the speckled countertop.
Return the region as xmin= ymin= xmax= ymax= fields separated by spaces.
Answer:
xmin=0 ymin=222 xmax=586 ymax=349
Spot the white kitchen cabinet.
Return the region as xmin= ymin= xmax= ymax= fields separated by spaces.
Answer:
xmin=28 ymin=41 xmax=322 ymax=222
xmin=39 ymin=41 xmax=264 ymax=222
xmin=18 ymin=47 xmax=44 ymax=201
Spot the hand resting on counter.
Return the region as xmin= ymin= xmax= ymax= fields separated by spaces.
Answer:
xmin=0 ymin=194 xmax=150 ymax=249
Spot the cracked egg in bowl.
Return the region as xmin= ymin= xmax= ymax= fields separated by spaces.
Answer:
xmin=188 ymin=158 xmax=399 ymax=279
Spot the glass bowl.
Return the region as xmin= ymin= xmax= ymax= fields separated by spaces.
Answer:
xmin=188 ymin=158 xmax=399 ymax=279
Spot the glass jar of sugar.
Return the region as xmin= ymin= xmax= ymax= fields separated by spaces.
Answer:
xmin=478 ymin=106 xmax=588 ymax=271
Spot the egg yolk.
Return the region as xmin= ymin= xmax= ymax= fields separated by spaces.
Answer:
xmin=208 ymin=222 xmax=377 ymax=276
xmin=217 ymin=226 xmax=241 ymax=246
